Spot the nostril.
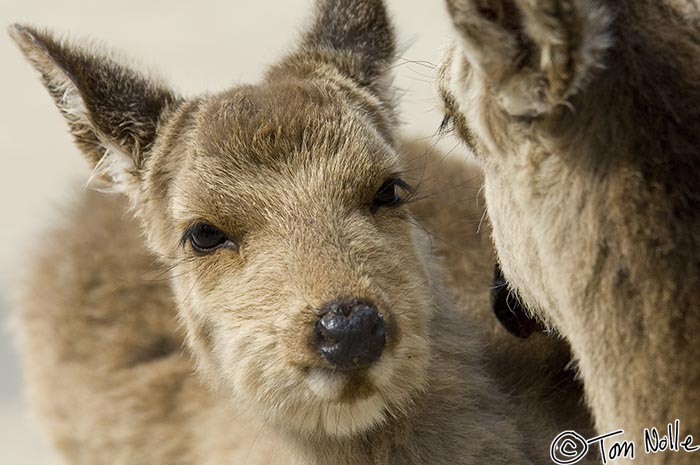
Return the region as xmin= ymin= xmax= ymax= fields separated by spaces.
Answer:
xmin=315 ymin=299 xmax=386 ymax=370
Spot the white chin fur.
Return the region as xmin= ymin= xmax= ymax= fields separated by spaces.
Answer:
xmin=307 ymin=368 xmax=347 ymax=401
xmin=298 ymin=368 xmax=388 ymax=436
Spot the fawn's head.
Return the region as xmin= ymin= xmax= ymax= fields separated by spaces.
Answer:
xmin=12 ymin=0 xmax=434 ymax=437
xmin=435 ymin=0 xmax=614 ymax=316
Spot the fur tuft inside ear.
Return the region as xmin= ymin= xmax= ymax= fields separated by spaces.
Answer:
xmin=446 ymin=0 xmax=613 ymax=117
xmin=9 ymin=24 xmax=179 ymax=194
xmin=85 ymin=141 xmax=139 ymax=194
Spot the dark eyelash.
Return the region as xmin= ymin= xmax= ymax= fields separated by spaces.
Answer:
xmin=392 ymin=178 xmax=413 ymax=194
xmin=179 ymin=224 xmax=198 ymax=249
xmin=371 ymin=177 xmax=413 ymax=214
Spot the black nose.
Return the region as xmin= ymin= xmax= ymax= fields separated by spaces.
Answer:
xmin=315 ymin=299 xmax=386 ymax=370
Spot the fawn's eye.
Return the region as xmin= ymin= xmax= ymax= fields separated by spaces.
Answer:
xmin=372 ymin=177 xmax=411 ymax=213
xmin=185 ymin=223 xmax=234 ymax=253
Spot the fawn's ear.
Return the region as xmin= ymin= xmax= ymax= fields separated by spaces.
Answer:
xmin=296 ymin=0 xmax=396 ymax=107
xmin=446 ymin=0 xmax=612 ymax=117
xmin=9 ymin=24 xmax=179 ymax=193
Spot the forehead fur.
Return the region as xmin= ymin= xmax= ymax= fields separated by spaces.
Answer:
xmin=157 ymin=78 xmax=398 ymax=227
xmin=195 ymin=79 xmax=392 ymax=168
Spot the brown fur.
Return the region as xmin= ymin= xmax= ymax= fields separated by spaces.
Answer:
xmin=12 ymin=0 xmax=592 ymax=463
xmin=438 ymin=0 xmax=700 ymax=462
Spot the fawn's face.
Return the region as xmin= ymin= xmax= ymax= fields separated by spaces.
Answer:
xmin=153 ymin=82 xmax=432 ymax=436
xmin=12 ymin=0 xmax=432 ymax=437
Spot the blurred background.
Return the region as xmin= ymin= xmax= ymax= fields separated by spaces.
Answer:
xmin=0 ymin=0 xmax=461 ymax=462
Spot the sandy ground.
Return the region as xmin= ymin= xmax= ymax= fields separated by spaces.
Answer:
xmin=0 ymin=0 xmax=462 ymax=462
